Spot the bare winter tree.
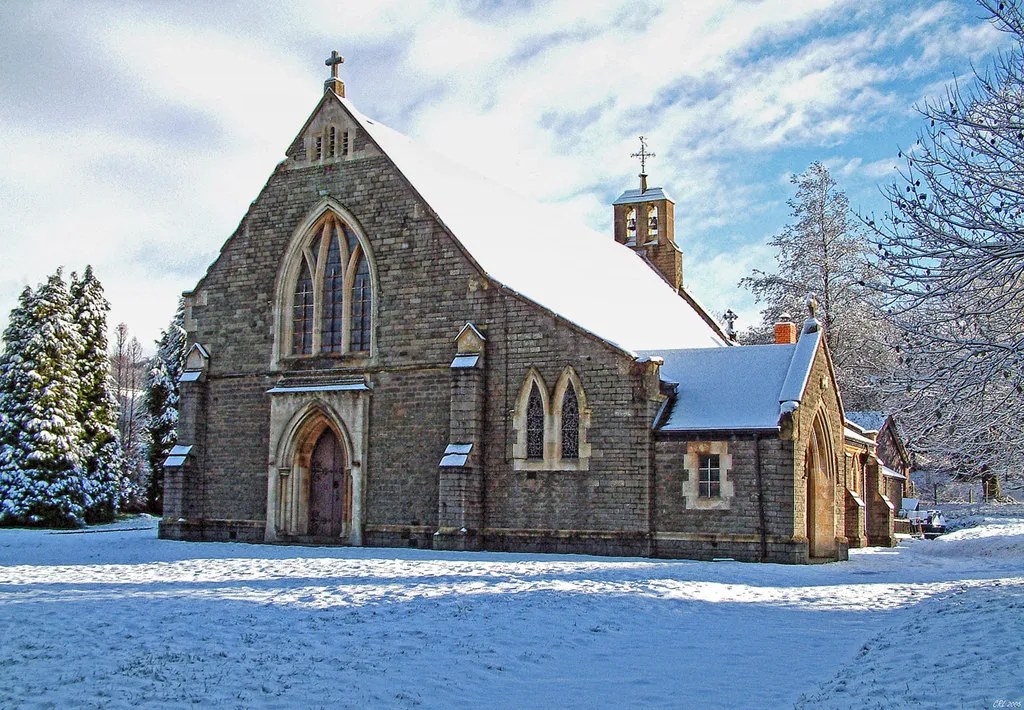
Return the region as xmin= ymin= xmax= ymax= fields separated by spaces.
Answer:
xmin=740 ymin=161 xmax=894 ymax=410
xmin=869 ymin=0 xmax=1024 ymax=496
xmin=111 ymin=322 xmax=150 ymax=504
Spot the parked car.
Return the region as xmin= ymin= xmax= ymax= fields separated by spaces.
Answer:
xmin=899 ymin=498 xmax=947 ymax=539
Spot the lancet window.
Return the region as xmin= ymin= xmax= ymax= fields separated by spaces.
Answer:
xmin=514 ymin=368 xmax=590 ymax=471
xmin=287 ymin=210 xmax=373 ymax=357
xmin=526 ymin=384 xmax=545 ymax=460
xmin=560 ymin=384 xmax=579 ymax=460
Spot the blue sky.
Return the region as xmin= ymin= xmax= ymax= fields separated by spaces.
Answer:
xmin=0 ymin=0 xmax=1010 ymax=346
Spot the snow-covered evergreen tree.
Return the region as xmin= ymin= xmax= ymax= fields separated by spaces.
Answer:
xmin=0 ymin=272 xmax=88 ymax=527
xmin=145 ymin=299 xmax=186 ymax=512
xmin=740 ymin=162 xmax=894 ymax=410
xmin=69 ymin=266 xmax=126 ymax=522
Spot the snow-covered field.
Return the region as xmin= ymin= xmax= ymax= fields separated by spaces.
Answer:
xmin=0 ymin=512 xmax=1021 ymax=709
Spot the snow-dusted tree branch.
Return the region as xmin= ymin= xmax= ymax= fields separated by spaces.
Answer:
xmin=740 ymin=161 xmax=893 ymax=410
xmin=868 ymin=0 xmax=1024 ymax=489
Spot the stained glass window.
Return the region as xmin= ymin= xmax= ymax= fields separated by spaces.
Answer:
xmin=527 ymin=384 xmax=545 ymax=459
xmin=289 ymin=213 xmax=372 ymax=357
xmin=350 ymin=252 xmax=372 ymax=352
xmin=321 ymin=224 xmax=345 ymax=353
xmin=561 ymin=384 xmax=579 ymax=460
xmin=698 ymin=454 xmax=720 ymax=498
xmin=344 ymin=223 xmax=359 ymax=255
xmin=292 ymin=261 xmax=314 ymax=355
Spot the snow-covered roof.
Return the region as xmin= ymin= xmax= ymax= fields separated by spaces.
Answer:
xmin=640 ymin=339 xmax=821 ymax=431
xmin=845 ymin=410 xmax=886 ymax=433
xmin=612 ymin=187 xmax=673 ymax=205
xmin=881 ymin=464 xmax=906 ymax=480
xmin=844 ymin=426 xmax=876 ymax=447
xmin=779 ymin=321 xmax=822 ymax=408
xmin=338 ymin=97 xmax=726 ymax=354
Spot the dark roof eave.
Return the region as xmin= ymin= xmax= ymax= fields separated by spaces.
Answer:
xmin=654 ymin=426 xmax=781 ymax=440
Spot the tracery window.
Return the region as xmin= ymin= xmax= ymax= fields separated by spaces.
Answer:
xmin=514 ymin=368 xmax=590 ymax=471
xmin=286 ymin=210 xmax=373 ymax=357
xmin=560 ymin=384 xmax=579 ymax=460
xmin=526 ymin=384 xmax=545 ymax=460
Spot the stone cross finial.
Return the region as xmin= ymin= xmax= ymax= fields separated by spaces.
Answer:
xmin=326 ymin=50 xmax=345 ymax=78
xmin=724 ymin=309 xmax=738 ymax=340
xmin=806 ymin=293 xmax=819 ymax=319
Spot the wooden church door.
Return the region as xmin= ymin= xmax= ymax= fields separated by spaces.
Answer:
xmin=308 ymin=428 xmax=350 ymax=538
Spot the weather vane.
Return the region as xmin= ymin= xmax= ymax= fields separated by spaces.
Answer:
xmin=630 ymin=136 xmax=655 ymax=175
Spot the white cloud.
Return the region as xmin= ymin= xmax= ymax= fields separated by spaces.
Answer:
xmin=0 ymin=0 xmax=1006 ymax=346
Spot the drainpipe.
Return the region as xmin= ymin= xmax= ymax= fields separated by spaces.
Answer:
xmin=754 ymin=432 xmax=768 ymax=562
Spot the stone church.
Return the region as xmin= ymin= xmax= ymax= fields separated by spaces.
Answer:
xmin=160 ymin=58 xmax=898 ymax=563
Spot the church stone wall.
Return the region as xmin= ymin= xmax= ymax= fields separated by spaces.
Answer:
xmin=170 ymin=132 xmax=654 ymax=554
xmin=164 ymin=95 xmax=847 ymax=563
xmin=652 ymin=435 xmax=803 ymax=563
xmin=790 ymin=341 xmax=850 ymax=561
xmin=480 ymin=296 xmax=653 ymax=556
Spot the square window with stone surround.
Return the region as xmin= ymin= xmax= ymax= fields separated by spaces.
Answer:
xmin=682 ymin=442 xmax=733 ymax=510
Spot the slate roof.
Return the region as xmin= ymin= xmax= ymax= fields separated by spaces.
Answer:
xmin=639 ymin=324 xmax=823 ymax=431
xmin=337 ymin=96 xmax=727 ymax=354
xmin=613 ymin=187 xmax=674 ymax=205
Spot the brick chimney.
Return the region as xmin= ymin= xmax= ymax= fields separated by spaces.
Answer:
xmin=774 ymin=314 xmax=798 ymax=344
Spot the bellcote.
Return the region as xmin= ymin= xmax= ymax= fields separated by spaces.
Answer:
xmin=613 ymin=184 xmax=682 ymax=292
xmin=612 ymin=136 xmax=683 ymax=291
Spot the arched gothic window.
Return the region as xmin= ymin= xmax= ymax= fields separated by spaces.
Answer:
xmin=350 ymin=253 xmax=371 ymax=353
xmin=292 ymin=262 xmax=314 ymax=355
xmin=286 ymin=210 xmax=373 ymax=357
xmin=514 ymin=368 xmax=590 ymax=471
xmin=526 ymin=384 xmax=545 ymax=460
xmin=560 ymin=384 xmax=579 ymax=460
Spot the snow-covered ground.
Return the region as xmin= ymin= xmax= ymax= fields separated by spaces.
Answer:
xmin=0 ymin=511 xmax=1021 ymax=709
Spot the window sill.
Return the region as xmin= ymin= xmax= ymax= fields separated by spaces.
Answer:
xmin=514 ymin=458 xmax=590 ymax=472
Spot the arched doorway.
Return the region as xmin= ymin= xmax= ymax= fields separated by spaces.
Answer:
xmin=805 ymin=413 xmax=836 ymax=558
xmin=308 ymin=428 xmax=351 ymax=538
